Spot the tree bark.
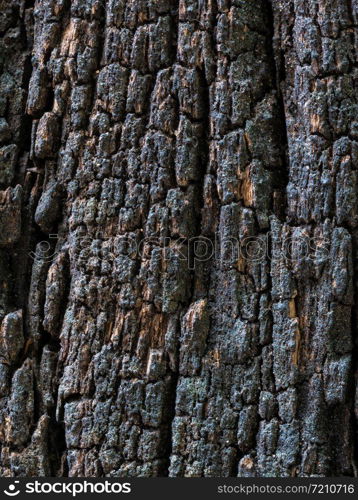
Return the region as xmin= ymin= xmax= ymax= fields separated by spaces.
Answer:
xmin=0 ymin=0 xmax=357 ymax=477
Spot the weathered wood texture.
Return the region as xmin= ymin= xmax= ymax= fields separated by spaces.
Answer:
xmin=0 ymin=0 xmax=357 ymax=477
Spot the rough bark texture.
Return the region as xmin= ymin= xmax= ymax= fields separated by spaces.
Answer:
xmin=0 ymin=0 xmax=357 ymax=477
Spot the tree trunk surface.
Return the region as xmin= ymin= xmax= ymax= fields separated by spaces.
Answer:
xmin=0 ymin=0 xmax=357 ymax=477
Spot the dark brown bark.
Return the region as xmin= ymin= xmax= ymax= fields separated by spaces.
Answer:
xmin=0 ymin=0 xmax=357 ymax=477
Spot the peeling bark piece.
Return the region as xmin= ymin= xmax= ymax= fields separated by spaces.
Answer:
xmin=0 ymin=144 xmax=17 ymax=186
xmin=0 ymin=310 xmax=24 ymax=364
xmin=179 ymin=299 xmax=209 ymax=376
xmin=26 ymin=68 xmax=49 ymax=116
xmin=0 ymin=185 xmax=22 ymax=246
xmin=323 ymin=354 xmax=351 ymax=406
xmin=0 ymin=119 xmax=11 ymax=143
xmin=43 ymin=252 xmax=69 ymax=336
xmin=34 ymin=112 xmax=61 ymax=159
xmin=6 ymin=361 xmax=34 ymax=447
xmin=34 ymin=182 xmax=63 ymax=233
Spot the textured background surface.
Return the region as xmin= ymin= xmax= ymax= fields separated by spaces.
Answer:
xmin=0 ymin=0 xmax=357 ymax=477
